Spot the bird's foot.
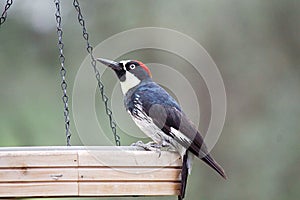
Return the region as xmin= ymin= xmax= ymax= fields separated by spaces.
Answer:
xmin=163 ymin=145 xmax=177 ymax=152
xmin=131 ymin=140 xmax=145 ymax=148
xmin=160 ymin=141 xmax=176 ymax=151
xmin=131 ymin=141 xmax=162 ymax=157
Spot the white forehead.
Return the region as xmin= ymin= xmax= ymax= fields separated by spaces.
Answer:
xmin=119 ymin=60 xmax=131 ymax=70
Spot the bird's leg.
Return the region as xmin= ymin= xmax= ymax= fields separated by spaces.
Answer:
xmin=146 ymin=141 xmax=162 ymax=148
xmin=131 ymin=140 xmax=147 ymax=149
xmin=131 ymin=140 xmax=162 ymax=151
xmin=131 ymin=141 xmax=162 ymax=156
xmin=146 ymin=141 xmax=163 ymax=157
xmin=160 ymin=139 xmax=177 ymax=152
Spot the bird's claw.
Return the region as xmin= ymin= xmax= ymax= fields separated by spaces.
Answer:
xmin=131 ymin=141 xmax=162 ymax=157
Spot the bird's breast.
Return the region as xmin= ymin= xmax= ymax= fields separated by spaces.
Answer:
xmin=128 ymin=101 xmax=163 ymax=143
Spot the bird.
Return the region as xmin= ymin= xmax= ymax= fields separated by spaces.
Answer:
xmin=97 ymin=58 xmax=227 ymax=200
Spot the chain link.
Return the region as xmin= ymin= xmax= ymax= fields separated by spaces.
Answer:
xmin=54 ymin=0 xmax=71 ymax=146
xmin=0 ymin=0 xmax=13 ymax=27
xmin=72 ymin=0 xmax=121 ymax=146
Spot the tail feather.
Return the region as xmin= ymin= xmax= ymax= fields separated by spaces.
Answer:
xmin=201 ymin=154 xmax=227 ymax=179
xmin=178 ymin=152 xmax=189 ymax=200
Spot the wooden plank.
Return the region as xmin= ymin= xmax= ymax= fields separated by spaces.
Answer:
xmin=0 ymin=168 xmax=78 ymax=182
xmin=0 ymin=168 xmax=180 ymax=182
xmin=0 ymin=182 xmax=180 ymax=197
xmin=0 ymin=182 xmax=78 ymax=197
xmin=79 ymin=182 xmax=180 ymax=196
xmin=0 ymin=146 xmax=181 ymax=168
xmin=78 ymin=168 xmax=181 ymax=181
xmin=78 ymin=150 xmax=181 ymax=167
xmin=0 ymin=146 xmax=147 ymax=151
xmin=0 ymin=151 xmax=78 ymax=168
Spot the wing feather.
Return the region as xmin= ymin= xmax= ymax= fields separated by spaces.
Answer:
xmin=148 ymin=105 xmax=227 ymax=179
xmin=149 ymin=105 xmax=208 ymax=157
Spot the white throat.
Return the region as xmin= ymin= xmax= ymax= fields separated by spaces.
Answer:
xmin=120 ymin=72 xmax=141 ymax=94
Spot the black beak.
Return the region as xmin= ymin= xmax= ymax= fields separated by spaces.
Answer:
xmin=96 ymin=58 xmax=122 ymax=71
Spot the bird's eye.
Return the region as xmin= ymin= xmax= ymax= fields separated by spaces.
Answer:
xmin=129 ymin=64 xmax=136 ymax=70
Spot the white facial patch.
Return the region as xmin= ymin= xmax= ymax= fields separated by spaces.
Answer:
xmin=120 ymin=71 xmax=141 ymax=94
xmin=119 ymin=60 xmax=141 ymax=94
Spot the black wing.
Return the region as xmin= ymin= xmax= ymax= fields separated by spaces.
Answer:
xmin=149 ymin=105 xmax=227 ymax=179
xmin=148 ymin=104 xmax=206 ymax=156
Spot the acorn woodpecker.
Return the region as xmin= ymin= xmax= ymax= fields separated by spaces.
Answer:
xmin=97 ymin=58 xmax=227 ymax=200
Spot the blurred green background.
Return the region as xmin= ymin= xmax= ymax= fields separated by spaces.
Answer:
xmin=1 ymin=0 xmax=300 ymax=200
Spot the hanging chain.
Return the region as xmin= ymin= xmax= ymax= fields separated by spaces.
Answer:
xmin=72 ymin=0 xmax=120 ymax=146
xmin=0 ymin=0 xmax=13 ymax=27
xmin=54 ymin=0 xmax=71 ymax=146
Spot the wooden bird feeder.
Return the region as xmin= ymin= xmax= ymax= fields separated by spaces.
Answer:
xmin=0 ymin=146 xmax=182 ymax=198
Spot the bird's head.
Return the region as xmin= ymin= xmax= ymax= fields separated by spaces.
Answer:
xmin=97 ymin=58 xmax=152 ymax=94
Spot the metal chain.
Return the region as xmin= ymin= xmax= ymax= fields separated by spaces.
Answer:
xmin=54 ymin=0 xmax=71 ymax=146
xmin=72 ymin=0 xmax=120 ymax=146
xmin=0 ymin=0 xmax=13 ymax=27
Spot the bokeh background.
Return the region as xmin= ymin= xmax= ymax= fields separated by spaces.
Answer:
xmin=1 ymin=0 xmax=300 ymax=200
